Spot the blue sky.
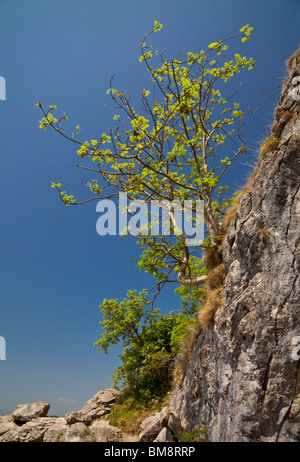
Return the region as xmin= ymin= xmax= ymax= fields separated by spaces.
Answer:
xmin=0 ymin=0 xmax=299 ymax=416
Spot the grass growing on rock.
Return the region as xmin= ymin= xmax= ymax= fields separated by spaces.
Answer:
xmin=259 ymin=133 xmax=280 ymax=158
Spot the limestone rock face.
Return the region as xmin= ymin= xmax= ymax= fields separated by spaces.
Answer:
xmin=167 ymin=56 xmax=300 ymax=442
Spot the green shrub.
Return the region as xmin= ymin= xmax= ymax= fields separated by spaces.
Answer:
xmin=175 ymin=424 xmax=208 ymax=442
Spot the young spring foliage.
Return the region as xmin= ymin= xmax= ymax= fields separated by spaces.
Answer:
xmin=36 ymin=21 xmax=254 ymax=298
xmin=94 ymin=289 xmax=198 ymax=401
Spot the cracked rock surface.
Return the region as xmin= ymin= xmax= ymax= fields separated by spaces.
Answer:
xmin=167 ymin=55 xmax=300 ymax=442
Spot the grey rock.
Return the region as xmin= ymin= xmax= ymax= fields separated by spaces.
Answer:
xmin=58 ymin=419 xmax=123 ymax=443
xmin=89 ymin=419 xmax=123 ymax=442
xmin=12 ymin=402 xmax=50 ymax=423
xmin=59 ymin=422 xmax=95 ymax=442
xmin=167 ymin=412 xmax=183 ymax=435
xmin=64 ymin=411 xmax=81 ymax=425
xmin=0 ymin=417 xmax=68 ymax=442
xmin=0 ymin=427 xmax=21 ymax=442
xmin=79 ymin=388 xmax=120 ymax=424
xmin=154 ymin=427 xmax=172 ymax=442
xmin=0 ymin=414 xmax=21 ymax=442
xmin=42 ymin=418 xmax=69 ymax=442
xmin=0 ymin=414 xmax=16 ymax=437
xmin=139 ymin=407 xmax=169 ymax=442
xmin=167 ymin=56 xmax=300 ymax=442
xmin=65 ymin=388 xmax=120 ymax=425
xmin=0 ymin=388 xmax=121 ymax=442
xmin=20 ymin=417 xmax=67 ymax=443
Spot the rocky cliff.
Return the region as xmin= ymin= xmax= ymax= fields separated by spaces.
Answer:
xmin=165 ymin=51 xmax=300 ymax=442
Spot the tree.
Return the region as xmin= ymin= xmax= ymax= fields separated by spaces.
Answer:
xmin=36 ymin=21 xmax=254 ymax=304
xmin=36 ymin=23 xmax=255 ymax=397
xmin=94 ymin=289 xmax=196 ymax=402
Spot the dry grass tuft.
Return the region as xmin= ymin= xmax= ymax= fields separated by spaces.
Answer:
xmin=197 ymin=263 xmax=226 ymax=330
xmin=272 ymin=111 xmax=295 ymax=138
xmin=222 ymin=174 xmax=255 ymax=233
xmin=203 ymin=243 xmax=223 ymax=271
xmin=260 ymin=133 xmax=280 ymax=158
xmin=205 ymin=263 xmax=225 ymax=290
xmin=198 ymin=287 xmax=225 ymax=328
xmin=278 ymin=110 xmax=294 ymax=124
xmin=172 ymin=321 xmax=203 ymax=388
xmin=222 ymin=197 xmax=241 ymax=231
xmin=259 ymin=227 xmax=270 ymax=243
xmin=287 ymin=48 xmax=300 ymax=70
xmin=172 ymin=255 xmax=226 ymax=388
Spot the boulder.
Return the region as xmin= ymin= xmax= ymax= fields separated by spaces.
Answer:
xmin=42 ymin=418 xmax=69 ymax=442
xmin=0 ymin=417 xmax=67 ymax=442
xmin=59 ymin=422 xmax=96 ymax=442
xmin=154 ymin=427 xmax=172 ymax=442
xmin=0 ymin=414 xmax=16 ymax=437
xmin=139 ymin=407 xmax=169 ymax=442
xmin=64 ymin=411 xmax=81 ymax=425
xmin=89 ymin=419 xmax=123 ymax=442
xmin=0 ymin=414 xmax=21 ymax=442
xmin=69 ymin=388 xmax=120 ymax=424
xmin=12 ymin=402 xmax=50 ymax=423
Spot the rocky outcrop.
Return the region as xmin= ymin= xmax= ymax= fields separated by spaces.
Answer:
xmin=166 ymin=53 xmax=300 ymax=442
xmin=0 ymin=389 xmax=122 ymax=442
xmin=0 ymin=415 xmax=68 ymax=442
xmin=64 ymin=388 xmax=120 ymax=425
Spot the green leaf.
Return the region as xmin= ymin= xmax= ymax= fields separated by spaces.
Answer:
xmin=154 ymin=20 xmax=163 ymax=32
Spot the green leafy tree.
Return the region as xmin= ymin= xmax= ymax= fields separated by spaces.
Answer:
xmin=36 ymin=21 xmax=254 ymax=302
xmin=95 ymin=289 xmax=196 ymax=401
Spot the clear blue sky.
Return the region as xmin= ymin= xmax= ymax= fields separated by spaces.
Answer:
xmin=0 ymin=0 xmax=299 ymax=416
